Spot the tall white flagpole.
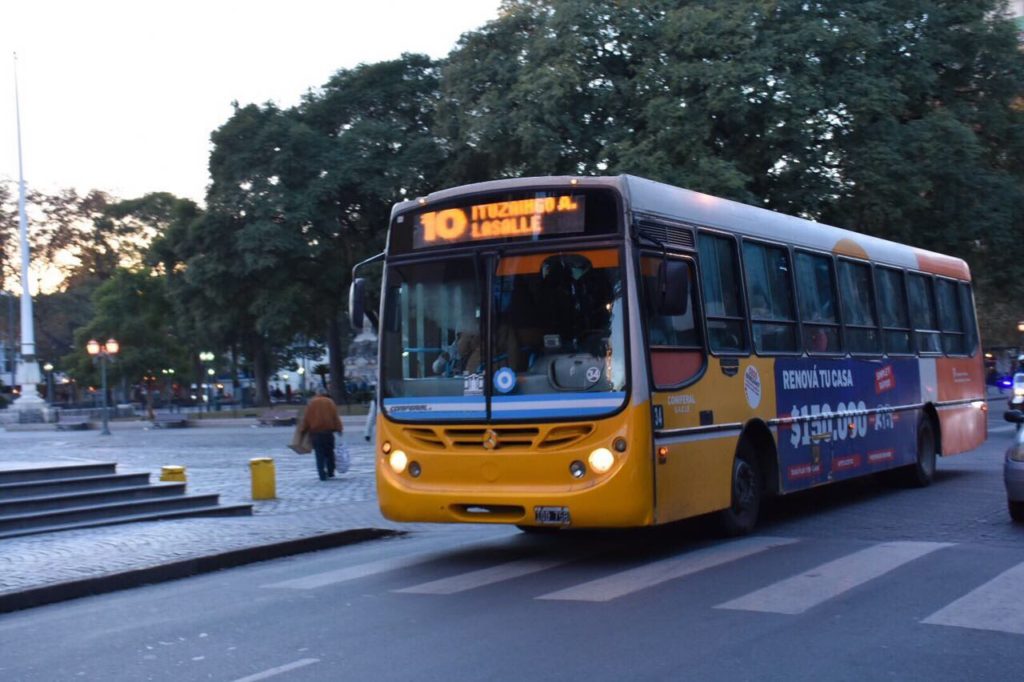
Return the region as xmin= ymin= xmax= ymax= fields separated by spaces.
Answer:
xmin=11 ymin=52 xmax=43 ymax=409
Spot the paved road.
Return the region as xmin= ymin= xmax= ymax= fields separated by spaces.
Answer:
xmin=1 ymin=445 xmax=1022 ymax=682
xmin=0 ymin=401 xmax=1019 ymax=625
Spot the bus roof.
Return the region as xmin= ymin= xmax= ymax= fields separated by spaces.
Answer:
xmin=397 ymin=175 xmax=970 ymax=281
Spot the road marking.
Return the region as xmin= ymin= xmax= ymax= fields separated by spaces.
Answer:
xmin=395 ymin=556 xmax=574 ymax=595
xmin=716 ymin=541 xmax=953 ymax=615
xmin=263 ymin=537 xmax=517 ymax=590
xmin=230 ymin=658 xmax=319 ymax=681
xmin=265 ymin=553 xmax=449 ymax=590
xmin=922 ymin=561 xmax=1024 ymax=635
xmin=536 ymin=536 xmax=798 ymax=603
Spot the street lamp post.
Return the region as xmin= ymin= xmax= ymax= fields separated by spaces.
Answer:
xmin=161 ymin=368 xmax=175 ymax=411
xmin=199 ymin=351 xmax=215 ymax=412
xmin=87 ymin=338 xmax=119 ymax=436
xmin=43 ymin=362 xmax=54 ymax=405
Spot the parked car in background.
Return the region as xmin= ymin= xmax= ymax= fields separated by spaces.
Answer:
xmin=1002 ymin=410 xmax=1024 ymax=522
xmin=1009 ymin=373 xmax=1024 ymax=411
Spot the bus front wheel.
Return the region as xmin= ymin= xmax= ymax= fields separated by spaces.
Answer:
xmin=717 ymin=455 xmax=761 ymax=536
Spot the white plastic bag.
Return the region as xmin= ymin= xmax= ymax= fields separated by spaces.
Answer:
xmin=334 ymin=439 xmax=351 ymax=474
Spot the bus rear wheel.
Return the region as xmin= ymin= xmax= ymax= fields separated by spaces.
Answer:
xmin=717 ymin=456 xmax=761 ymax=536
xmin=900 ymin=418 xmax=937 ymax=488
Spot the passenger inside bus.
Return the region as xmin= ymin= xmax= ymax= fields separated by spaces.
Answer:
xmin=432 ymin=325 xmax=522 ymax=376
xmin=536 ymin=253 xmax=612 ymax=355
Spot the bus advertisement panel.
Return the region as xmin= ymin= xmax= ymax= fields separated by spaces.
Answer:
xmin=775 ymin=358 xmax=921 ymax=490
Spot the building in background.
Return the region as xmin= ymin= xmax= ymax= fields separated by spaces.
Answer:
xmin=266 ymin=323 xmax=377 ymax=401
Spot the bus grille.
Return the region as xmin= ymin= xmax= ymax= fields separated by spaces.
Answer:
xmin=402 ymin=424 xmax=595 ymax=451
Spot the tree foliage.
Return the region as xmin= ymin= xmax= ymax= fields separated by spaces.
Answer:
xmin=10 ymin=0 xmax=1024 ymax=398
xmin=62 ymin=268 xmax=188 ymax=392
xmin=439 ymin=0 xmax=1024 ymax=342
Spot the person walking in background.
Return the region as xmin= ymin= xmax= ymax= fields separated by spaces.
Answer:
xmin=299 ymin=387 xmax=343 ymax=481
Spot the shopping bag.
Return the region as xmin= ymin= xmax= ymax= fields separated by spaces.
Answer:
xmin=289 ymin=426 xmax=312 ymax=454
xmin=334 ymin=439 xmax=351 ymax=474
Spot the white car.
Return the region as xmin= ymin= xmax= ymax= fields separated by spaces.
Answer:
xmin=1010 ymin=372 xmax=1024 ymax=412
xmin=1003 ymin=410 xmax=1024 ymax=522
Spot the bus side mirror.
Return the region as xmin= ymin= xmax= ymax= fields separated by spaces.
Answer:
xmin=658 ymin=260 xmax=689 ymax=316
xmin=349 ymin=278 xmax=367 ymax=327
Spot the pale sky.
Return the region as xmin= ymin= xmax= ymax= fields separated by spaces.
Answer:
xmin=0 ymin=0 xmax=501 ymax=205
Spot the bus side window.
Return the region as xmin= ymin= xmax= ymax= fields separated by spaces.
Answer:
xmin=874 ymin=267 xmax=912 ymax=354
xmin=742 ymin=241 xmax=799 ymax=354
xmin=794 ymin=251 xmax=841 ymax=354
xmin=698 ymin=233 xmax=748 ymax=353
xmin=907 ymin=273 xmax=941 ymax=354
xmin=958 ymin=281 xmax=979 ymax=356
xmin=641 ymin=255 xmax=703 ymax=388
xmin=935 ymin=278 xmax=966 ymax=355
xmin=838 ymin=259 xmax=881 ymax=354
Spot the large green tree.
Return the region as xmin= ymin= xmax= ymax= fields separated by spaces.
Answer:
xmin=811 ymin=2 xmax=1024 ymax=344
xmin=62 ymin=268 xmax=187 ymax=405
xmin=149 ymin=102 xmax=312 ymax=406
xmin=296 ymin=53 xmax=447 ymax=400
xmin=439 ymin=0 xmax=1024 ymax=342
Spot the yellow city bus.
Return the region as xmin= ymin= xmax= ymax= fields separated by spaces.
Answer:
xmin=349 ymin=175 xmax=987 ymax=534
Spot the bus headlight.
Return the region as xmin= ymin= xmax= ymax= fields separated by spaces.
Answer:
xmin=389 ymin=450 xmax=408 ymax=474
xmin=588 ymin=448 xmax=615 ymax=474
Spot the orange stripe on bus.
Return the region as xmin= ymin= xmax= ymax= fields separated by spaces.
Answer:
xmin=496 ymin=249 xmax=620 ymax=276
xmin=914 ymin=250 xmax=970 ymax=280
xmin=832 ymin=238 xmax=868 ymax=259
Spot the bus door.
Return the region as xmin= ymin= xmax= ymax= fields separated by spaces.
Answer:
xmin=639 ymin=253 xmax=714 ymax=521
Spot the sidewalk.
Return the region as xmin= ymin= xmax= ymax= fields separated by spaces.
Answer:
xmin=0 ymin=417 xmax=416 ymax=613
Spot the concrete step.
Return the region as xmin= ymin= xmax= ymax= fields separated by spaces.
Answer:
xmin=0 ymin=483 xmax=187 ymax=515
xmin=0 ymin=462 xmax=117 ymax=484
xmin=0 ymin=494 xmax=249 ymax=534
xmin=0 ymin=473 xmax=152 ymax=499
xmin=0 ymin=503 xmax=254 ymax=539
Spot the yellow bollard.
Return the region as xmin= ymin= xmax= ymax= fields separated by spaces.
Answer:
xmin=250 ymin=457 xmax=276 ymax=500
xmin=160 ymin=465 xmax=186 ymax=482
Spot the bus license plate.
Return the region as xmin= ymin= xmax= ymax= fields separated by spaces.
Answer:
xmin=534 ymin=506 xmax=571 ymax=526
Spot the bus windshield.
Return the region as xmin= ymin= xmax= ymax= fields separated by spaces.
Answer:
xmin=380 ymin=248 xmax=627 ymax=421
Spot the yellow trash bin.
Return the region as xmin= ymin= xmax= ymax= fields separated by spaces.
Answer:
xmin=250 ymin=457 xmax=276 ymax=500
xmin=160 ymin=465 xmax=186 ymax=482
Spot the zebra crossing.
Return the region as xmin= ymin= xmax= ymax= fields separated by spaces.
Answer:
xmin=715 ymin=540 xmax=952 ymax=615
xmin=264 ymin=535 xmax=1024 ymax=636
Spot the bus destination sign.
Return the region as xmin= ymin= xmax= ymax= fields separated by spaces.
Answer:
xmin=412 ymin=195 xmax=585 ymax=249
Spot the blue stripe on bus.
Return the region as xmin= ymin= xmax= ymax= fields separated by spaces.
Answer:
xmin=492 ymin=392 xmax=625 ymax=404
xmin=383 ymin=392 xmax=625 ymax=420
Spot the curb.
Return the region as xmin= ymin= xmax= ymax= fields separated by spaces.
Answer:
xmin=0 ymin=527 xmax=401 ymax=614
xmin=4 ymin=415 xmax=370 ymax=432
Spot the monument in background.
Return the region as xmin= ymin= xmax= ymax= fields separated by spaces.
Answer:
xmin=9 ymin=54 xmax=44 ymax=416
